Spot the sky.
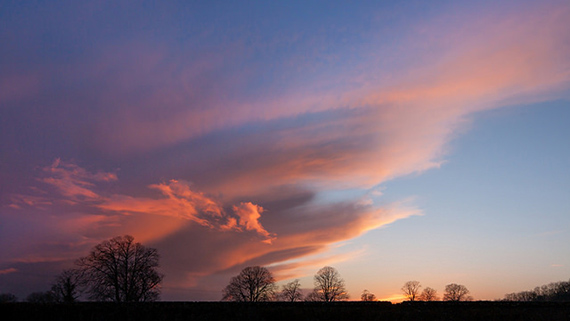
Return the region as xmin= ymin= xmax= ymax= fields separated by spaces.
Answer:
xmin=1 ymin=0 xmax=569 ymax=302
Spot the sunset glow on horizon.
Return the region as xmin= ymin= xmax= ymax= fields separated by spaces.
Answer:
xmin=1 ymin=0 xmax=569 ymax=302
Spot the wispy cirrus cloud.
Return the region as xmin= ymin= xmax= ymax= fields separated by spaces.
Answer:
xmin=41 ymin=158 xmax=117 ymax=201
xmin=77 ymin=1 xmax=570 ymax=166
xmin=53 ymin=0 xmax=567 ymax=206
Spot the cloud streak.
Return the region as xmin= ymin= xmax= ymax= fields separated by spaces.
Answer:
xmin=0 ymin=268 xmax=17 ymax=275
xmin=42 ymin=158 xmax=117 ymax=201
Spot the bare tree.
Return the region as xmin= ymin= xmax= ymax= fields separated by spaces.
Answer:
xmin=51 ymin=269 xmax=82 ymax=303
xmin=304 ymin=289 xmax=322 ymax=301
xmin=312 ymin=266 xmax=349 ymax=302
xmin=361 ymin=289 xmax=376 ymax=301
xmin=443 ymin=283 xmax=472 ymax=301
xmin=401 ymin=281 xmax=421 ymax=301
xmin=419 ymin=287 xmax=438 ymax=301
xmin=280 ymin=279 xmax=303 ymax=302
xmin=76 ymin=235 xmax=163 ymax=302
xmin=222 ymin=266 xmax=277 ymax=302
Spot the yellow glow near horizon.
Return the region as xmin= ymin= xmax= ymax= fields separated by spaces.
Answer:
xmin=379 ymin=294 xmax=407 ymax=303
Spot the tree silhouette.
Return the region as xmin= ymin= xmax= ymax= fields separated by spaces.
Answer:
xmin=51 ymin=269 xmax=82 ymax=303
xmin=222 ymin=266 xmax=277 ymax=302
xmin=304 ymin=290 xmax=322 ymax=301
xmin=26 ymin=291 xmax=56 ymax=303
xmin=280 ymin=279 xmax=303 ymax=302
xmin=312 ymin=266 xmax=349 ymax=302
xmin=76 ymin=235 xmax=163 ymax=302
xmin=0 ymin=293 xmax=18 ymax=303
xmin=443 ymin=283 xmax=472 ymax=301
xmin=419 ymin=287 xmax=439 ymax=301
xmin=504 ymin=279 xmax=570 ymax=302
xmin=361 ymin=289 xmax=376 ymax=301
xmin=401 ymin=281 xmax=421 ymax=301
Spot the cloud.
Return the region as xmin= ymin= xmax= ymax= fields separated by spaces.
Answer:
xmin=99 ymin=180 xmax=223 ymax=226
xmin=98 ymin=179 xmax=274 ymax=242
xmin=151 ymin=197 xmax=421 ymax=299
xmin=43 ymin=1 xmax=566 ymax=206
xmin=4 ymin=156 xmax=420 ymax=298
xmin=230 ymin=202 xmax=274 ymax=243
xmin=0 ymin=268 xmax=17 ymax=275
xmin=8 ymin=194 xmax=52 ymax=210
xmin=41 ymin=158 xmax=117 ymax=201
xmin=78 ymin=1 xmax=569 ymax=164
xmin=267 ymin=248 xmax=366 ymax=282
xmin=10 ymin=162 xmax=275 ymax=244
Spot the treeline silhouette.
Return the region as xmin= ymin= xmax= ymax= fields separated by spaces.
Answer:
xmin=503 ymin=279 xmax=570 ymax=302
xmin=1 ymin=235 xmax=569 ymax=305
xmin=222 ymin=266 xmax=474 ymax=303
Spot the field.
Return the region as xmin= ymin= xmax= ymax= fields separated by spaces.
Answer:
xmin=2 ymin=301 xmax=570 ymax=321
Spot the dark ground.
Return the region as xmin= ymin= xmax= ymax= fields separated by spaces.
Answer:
xmin=2 ymin=301 xmax=570 ymax=321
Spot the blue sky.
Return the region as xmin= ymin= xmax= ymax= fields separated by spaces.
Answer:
xmin=1 ymin=0 xmax=569 ymax=301
xmin=341 ymin=101 xmax=570 ymax=300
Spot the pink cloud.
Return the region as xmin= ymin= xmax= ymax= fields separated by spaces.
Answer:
xmin=96 ymin=3 xmax=569 ymax=163
xmin=41 ymin=158 xmax=117 ymax=200
xmin=74 ymin=2 xmax=570 ymax=205
xmin=11 ymin=164 xmax=275 ymax=244
xmin=0 ymin=268 xmax=17 ymax=275
xmin=8 ymin=194 xmax=53 ymax=210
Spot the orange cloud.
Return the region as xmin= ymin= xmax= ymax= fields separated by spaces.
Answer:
xmin=231 ymin=202 xmax=274 ymax=243
xmin=155 ymin=198 xmax=421 ymax=289
xmin=97 ymin=179 xmax=274 ymax=243
xmin=10 ymin=161 xmax=275 ymax=244
xmin=5 ymin=161 xmax=278 ymax=265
